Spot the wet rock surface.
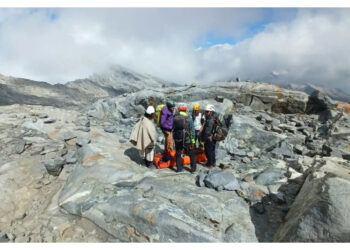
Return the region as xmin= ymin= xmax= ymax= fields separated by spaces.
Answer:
xmin=0 ymin=80 xmax=350 ymax=242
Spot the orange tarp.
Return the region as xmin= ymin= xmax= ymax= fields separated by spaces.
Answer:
xmin=154 ymin=149 xmax=207 ymax=169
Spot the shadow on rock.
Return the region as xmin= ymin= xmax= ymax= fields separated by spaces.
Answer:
xmin=248 ymin=176 xmax=305 ymax=242
xmin=124 ymin=147 xmax=143 ymax=165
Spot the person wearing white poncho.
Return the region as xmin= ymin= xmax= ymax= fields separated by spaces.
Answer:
xmin=129 ymin=106 xmax=157 ymax=167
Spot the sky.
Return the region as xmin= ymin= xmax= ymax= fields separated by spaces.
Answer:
xmin=0 ymin=8 xmax=350 ymax=92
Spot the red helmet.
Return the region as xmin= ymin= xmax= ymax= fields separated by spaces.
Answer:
xmin=177 ymin=106 xmax=187 ymax=112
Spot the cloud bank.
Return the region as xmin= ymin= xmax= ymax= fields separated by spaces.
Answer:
xmin=0 ymin=8 xmax=349 ymax=91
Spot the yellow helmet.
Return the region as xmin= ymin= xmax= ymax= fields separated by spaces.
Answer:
xmin=193 ymin=104 xmax=200 ymax=111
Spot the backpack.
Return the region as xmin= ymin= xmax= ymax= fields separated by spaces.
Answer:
xmin=212 ymin=114 xmax=228 ymax=141
xmin=155 ymin=104 xmax=165 ymax=128
xmin=173 ymin=115 xmax=188 ymax=143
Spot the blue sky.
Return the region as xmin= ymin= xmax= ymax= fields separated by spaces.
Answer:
xmin=194 ymin=8 xmax=297 ymax=48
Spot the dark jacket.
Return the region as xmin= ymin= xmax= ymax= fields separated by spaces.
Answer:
xmin=201 ymin=113 xmax=217 ymax=142
xmin=173 ymin=111 xmax=195 ymax=145
xmin=160 ymin=106 xmax=174 ymax=131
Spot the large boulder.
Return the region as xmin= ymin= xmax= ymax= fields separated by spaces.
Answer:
xmin=197 ymin=169 xmax=241 ymax=191
xmin=274 ymin=157 xmax=350 ymax=242
xmin=58 ymin=165 xmax=258 ymax=242
xmin=44 ymin=157 xmax=65 ymax=176
xmin=225 ymin=115 xmax=285 ymax=156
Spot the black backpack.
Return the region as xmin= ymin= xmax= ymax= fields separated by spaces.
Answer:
xmin=212 ymin=114 xmax=228 ymax=141
xmin=173 ymin=115 xmax=188 ymax=143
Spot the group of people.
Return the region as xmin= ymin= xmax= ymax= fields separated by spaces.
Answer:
xmin=130 ymin=99 xmax=218 ymax=173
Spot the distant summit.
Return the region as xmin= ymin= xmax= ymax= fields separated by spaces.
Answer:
xmin=0 ymin=65 xmax=178 ymax=107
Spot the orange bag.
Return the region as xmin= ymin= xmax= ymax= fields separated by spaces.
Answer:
xmin=154 ymin=149 xmax=207 ymax=169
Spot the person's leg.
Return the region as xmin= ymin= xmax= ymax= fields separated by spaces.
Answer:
xmin=163 ymin=131 xmax=167 ymax=153
xmin=206 ymin=140 xmax=216 ymax=166
xmin=145 ymin=147 xmax=155 ymax=167
xmin=204 ymin=141 xmax=211 ymax=166
xmin=167 ymin=131 xmax=174 ymax=152
xmin=175 ymin=142 xmax=183 ymax=172
xmin=194 ymin=130 xmax=199 ymax=147
xmin=212 ymin=141 xmax=217 ymax=166
xmin=187 ymin=144 xmax=197 ymax=173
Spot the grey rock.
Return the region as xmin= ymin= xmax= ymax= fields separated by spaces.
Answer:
xmin=250 ymin=96 xmax=272 ymax=111
xmin=6 ymin=233 xmax=15 ymax=242
xmin=256 ymin=113 xmax=273 ymax=123
xmin=278 ymin=124 xmax=296 ymax=133
xmin=290 ymin=118 xmax=305 ymax=127
xmin=293 ymin=145 xmax=305 ymax=155
xmin=15 ymin=139 xmax=26 ymax=154
xmin=342 ymin=153 xmax=350 ymax=161
xmin=196 ymin=170 xmax=209 ymax=187
xmin=43 ymin=118 xmax=56 ymax=124
xmin=242 ymin=157 xmax=251 ymax=164
xmin=271 ymin=141 xmax=295 ymax=159
xmin=274 ymin=158 xmax=350 ymax=242
xmin=39 ymin=114 xmax=49 ymax=119
xmin=78 ymin=119 xmax=90 ymax=127
xmin=271 ymin=125 xmax=283 ymax=133
xmin=0 ymin=232 xmax=9 ymax=242
xmin=247 ymin=152 xmax=254 ymax=158
xmin=225 ymin=115 xmax=283 ymax=156
xmin=271 ymin=192 xmax=286 ymax=204
xmin=76 ymin=126 xmax=91 ymax=132
xmin=215 ymin=96 xmax=224 ymax=103
xmin=239 ymin=106 xmax=253 ymax=113
xmin=58 ymin=165 xmax=257 ymax=242
xmin=62 ymin=131 xmax=77 ymax=141
xmin=76 ymin=137 xmax=91 ymax=147
xmin=64 ymin=151 xmax=78 ymax=164
xmin=284 ymin=133 xmax=306 ymax=146
xmin=253 ymin=202 xmax=265 ymax=214
xmin=203 ymin=170 xmax=241 ymax=191
xmin=44 ymin=157 xmax=65 ymax=176
xmin=40 ymin=142 xmax=65 ymax=155
xmin=104 ymin=126 xmax=116 ymax=133
xmin=255 ymin=168 xmax=287 ymax=186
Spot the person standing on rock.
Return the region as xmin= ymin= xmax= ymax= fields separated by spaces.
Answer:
xmin=173 ymin=104 xmax=196 ymax=173
xmin=160 ymin=100 xmax=175 ymax=154
xmin=129 ymin=106 xmax=157 ymax=167
xmin=191 ymin=103 xmax=205 ymax=147
xmin=201 ymin=104 xmax=217 ymax=167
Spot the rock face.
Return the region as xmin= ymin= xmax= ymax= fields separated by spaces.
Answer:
xmin=225 ymin=115 xmax=284 ymax=156
xmin=44 ymin=157 xmax=65 ymax=176
xmin=197 ymin=169 xmax=241 ymax=191
xmin=274 ymin=158 xmax=350 ymax=242
xmin=58 ymin=166 xmax=257 ymax=242
xmin=1 ymin=69 xmax=350 ymax=242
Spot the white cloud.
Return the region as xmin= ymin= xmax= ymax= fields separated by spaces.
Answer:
xmin=195 ymin=9 xmax=350 ymax=91
xmin=0 ymin=8 xmax=349 ymax=92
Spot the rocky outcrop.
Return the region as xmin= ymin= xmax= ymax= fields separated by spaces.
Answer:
xmin=1 ymin=74 xmax=350 ymax=242
xmin=274 ymin=158 xmax=350 ymax=242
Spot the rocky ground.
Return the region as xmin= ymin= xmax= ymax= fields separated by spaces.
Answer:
xmin=0 ymin=81 xmax=350 ymax=242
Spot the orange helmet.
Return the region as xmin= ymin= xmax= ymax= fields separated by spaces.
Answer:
xmin=178 ymin=106 xmax=187 ymax=112
xmin=193 ymin=104 xmax=200 ymax=111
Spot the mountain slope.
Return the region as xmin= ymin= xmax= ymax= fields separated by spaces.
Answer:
xmin=0 ymin=66 xmax=177 ymax=107
xmin=66 ymin=65 xmax=177 ymax=98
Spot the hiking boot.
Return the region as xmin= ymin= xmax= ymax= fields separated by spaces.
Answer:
xmin=144 ymin=160 xmax=153 ymax=168
xmin=205 ymin=162 xmax=216 ymax=168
